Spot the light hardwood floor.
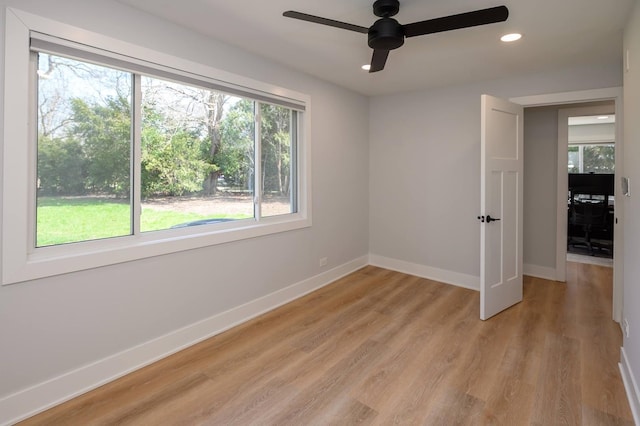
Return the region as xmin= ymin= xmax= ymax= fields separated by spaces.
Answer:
xmin=21 ymin=263 xmax=633 ymax=425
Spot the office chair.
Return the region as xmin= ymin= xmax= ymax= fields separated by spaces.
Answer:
xmin=568 ymin=198 xmax=610 ymax=255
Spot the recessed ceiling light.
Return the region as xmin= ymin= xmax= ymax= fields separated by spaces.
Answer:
xmin=500 ymin=33 xmax=522 ymax=42
xmin=361 ymin=64 xmax=371 ymax=71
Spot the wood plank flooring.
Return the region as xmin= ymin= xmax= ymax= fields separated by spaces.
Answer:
xmin=20 ymin=263 xmax=633 ymax=425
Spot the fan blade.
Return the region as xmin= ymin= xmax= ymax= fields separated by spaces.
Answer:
xmin=283 ymin=11 xmax=369 ymax=34
xmin=403 ymin=6 xmax=509 ymax=38
xmin=369 ymin=49 xmax=389 ymax=73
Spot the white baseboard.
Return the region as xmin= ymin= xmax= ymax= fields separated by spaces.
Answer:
xmin=0 ymin=255 xmax=369 ymax=426
xmin=523 ymin=263 xmax=558 ymax=281
xmin=368 ymin=254 xmax=480 ymax=291
xmin=619 ymin=346 xmax=640 ymax=425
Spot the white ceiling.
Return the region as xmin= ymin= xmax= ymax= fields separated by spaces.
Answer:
xmin=117 ymin=0 xmax=634 ymax=96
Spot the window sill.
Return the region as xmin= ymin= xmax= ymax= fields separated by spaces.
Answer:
xmin=4 ymin=214 xmax=311 ymax=285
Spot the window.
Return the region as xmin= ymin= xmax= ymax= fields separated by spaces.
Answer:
xmin=568 ymin=144 xmax=615 ymax=174
xmin=35 ymin=53 xmax=298 ymax=246
xmin=3 ymin=9 xmax=310 ymax=284
xmin=36 ymin=53 xmax=133 ymax=246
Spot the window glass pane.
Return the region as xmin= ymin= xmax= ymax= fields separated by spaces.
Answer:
xmin=260 ymin=104 xmax=296 ymax=217
xmin=568 ymin=146 xmax=579 ymax=173
xmin=140 ymin=77 xmax=254 ymax=232
xmin=582 ymin=144 xmax=615 ymax=173
xmin=36 ymin=53 xmax=132 ymax=247
xmin=568 ymin=143 xmax=615 ymax=174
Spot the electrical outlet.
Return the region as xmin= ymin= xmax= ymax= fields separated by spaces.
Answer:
xmin=623 ymin=318 xmax=630 ymax=338
xmin=319 ymin=257 xmax=328 ymax=267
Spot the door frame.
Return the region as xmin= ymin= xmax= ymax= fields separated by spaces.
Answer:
xmin=557 ymin=103 xmax=616 ymax=283
xmin=510 ymin=87 xmax=624 ymax=323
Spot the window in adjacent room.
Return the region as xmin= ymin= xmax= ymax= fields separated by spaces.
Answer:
xmin=567 ymin=115 xmax=615 ymax=174
xmin=568 ymin=144 xmax=615 ymax=174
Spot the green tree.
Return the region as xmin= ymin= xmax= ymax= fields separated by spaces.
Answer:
xmin=37 ymin=135 xmax=86 ymax=195
xmin=141 ymin=128 xmax=211 ymax=196
xmin=583 ymin=145 xmax=615 ymax=173
xmin=214 ymin=101 xmax=293 ymax=196
xmin=69 ymin=96 xmax=131 ymax=197
xmin=217 ymin=99 xmax=255 ymax=190
xmin=140 ymin=101 xmax=215 ymax=197
xmin=260 ymin=104 xmax=292 ymax=195
xmin=201 ymin=92 xmax=228 ymax=195
xmin=139 ymin=78 xmax=229 ymax=196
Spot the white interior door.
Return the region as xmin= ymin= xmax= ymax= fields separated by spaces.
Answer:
xmin=480 ymin=94 xmax=524 ymax=320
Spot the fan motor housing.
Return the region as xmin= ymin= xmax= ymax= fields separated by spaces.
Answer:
xmin=373 ymin=0 xmax=400 ymax=17
xmin=368 ymin=18 xmax=405 ymax=50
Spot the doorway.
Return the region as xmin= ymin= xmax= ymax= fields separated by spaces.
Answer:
xmin=561 ymin=106 xmax=616 ymax=267
xmin=511 ymin=87 xmax=623 ymax=323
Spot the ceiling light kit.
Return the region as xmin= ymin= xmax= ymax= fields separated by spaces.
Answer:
xmin=283 ymin=0 xmax=509 ymax=73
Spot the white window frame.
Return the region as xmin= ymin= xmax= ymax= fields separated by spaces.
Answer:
xmin=2 ymin=8 xmax=312 ymax=285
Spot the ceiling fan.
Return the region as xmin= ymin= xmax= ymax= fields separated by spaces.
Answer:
xmin=283 ymin=0 xmax=509 ymax=73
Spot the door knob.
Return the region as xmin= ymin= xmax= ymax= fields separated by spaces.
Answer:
xmin=486 ymin=215 xmax=501 ymax=223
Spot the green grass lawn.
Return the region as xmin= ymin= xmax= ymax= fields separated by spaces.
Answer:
xmin=36 ymin=197 xmax=248 ymax=246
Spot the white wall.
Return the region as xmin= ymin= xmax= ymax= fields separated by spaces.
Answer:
xmin=569 ymin=122 xmax=616 ymax=143
xmin=0 ymin=0 xmax=369 ymax=419
xmin=369 ymin=63 xmax=623 ymax=287
xmin=622 ymin=0 xmax=640 ymax=419
xmin=523 ymin=106 xmax=560 ymax=270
